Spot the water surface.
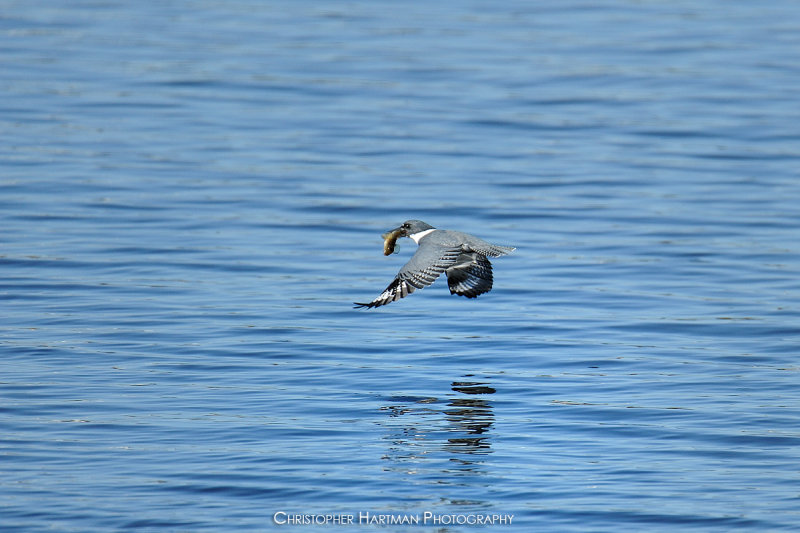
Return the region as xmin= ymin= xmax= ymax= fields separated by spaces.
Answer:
xmin=2 ymin=1 xmax=800 ymax=531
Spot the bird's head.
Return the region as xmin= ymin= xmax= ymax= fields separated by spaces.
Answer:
xmin=389 ymin=219 xmax=435 ymax=238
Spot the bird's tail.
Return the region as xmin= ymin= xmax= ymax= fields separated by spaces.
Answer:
xmin=487 ymin=245 xmax=515 ymax=257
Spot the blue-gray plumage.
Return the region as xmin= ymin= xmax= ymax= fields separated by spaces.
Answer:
xmin=355 ymin=220 xmax=515 ymax=308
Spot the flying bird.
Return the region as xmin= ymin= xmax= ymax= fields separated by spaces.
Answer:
xmin=355 ymin=220 xmax=515 ymax=308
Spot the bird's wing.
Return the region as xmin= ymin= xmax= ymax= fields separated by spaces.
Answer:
xmin=446 ymin=253 xmax=494 ymax=298
xmin=354 ymin=245 xmax=462 ymax=308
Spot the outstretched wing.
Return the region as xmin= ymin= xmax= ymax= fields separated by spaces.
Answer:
xmin=354 ymin=245 xmax=462 ymax=308
xmin=353 ymin=276 xmax=420 ymax=309
xmin=446 ymin=253 xmax=494 ymax=298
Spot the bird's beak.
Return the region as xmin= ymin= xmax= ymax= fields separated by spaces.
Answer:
xmin=382 ymin=225 xmax=406 ymax=239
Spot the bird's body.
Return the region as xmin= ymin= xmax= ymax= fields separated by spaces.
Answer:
xmin=355 ymin=220 xmax=515 ymax=308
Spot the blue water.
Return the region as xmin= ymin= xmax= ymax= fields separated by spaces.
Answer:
xmin=3 ymin=1 xmax=800 ymax=531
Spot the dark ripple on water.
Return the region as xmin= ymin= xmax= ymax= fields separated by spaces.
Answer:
xmin=3 ymin=1 xmax=800 ymax=531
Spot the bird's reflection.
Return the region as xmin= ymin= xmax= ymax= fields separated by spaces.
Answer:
xmin=379 ymin=376 xmax=496 ymax=474
xmin=443 ymin=380 xmax=495 ymax=456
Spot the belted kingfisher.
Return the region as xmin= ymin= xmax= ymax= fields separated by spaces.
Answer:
xmin=355 ymin=220 xmax=515 ymax=308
